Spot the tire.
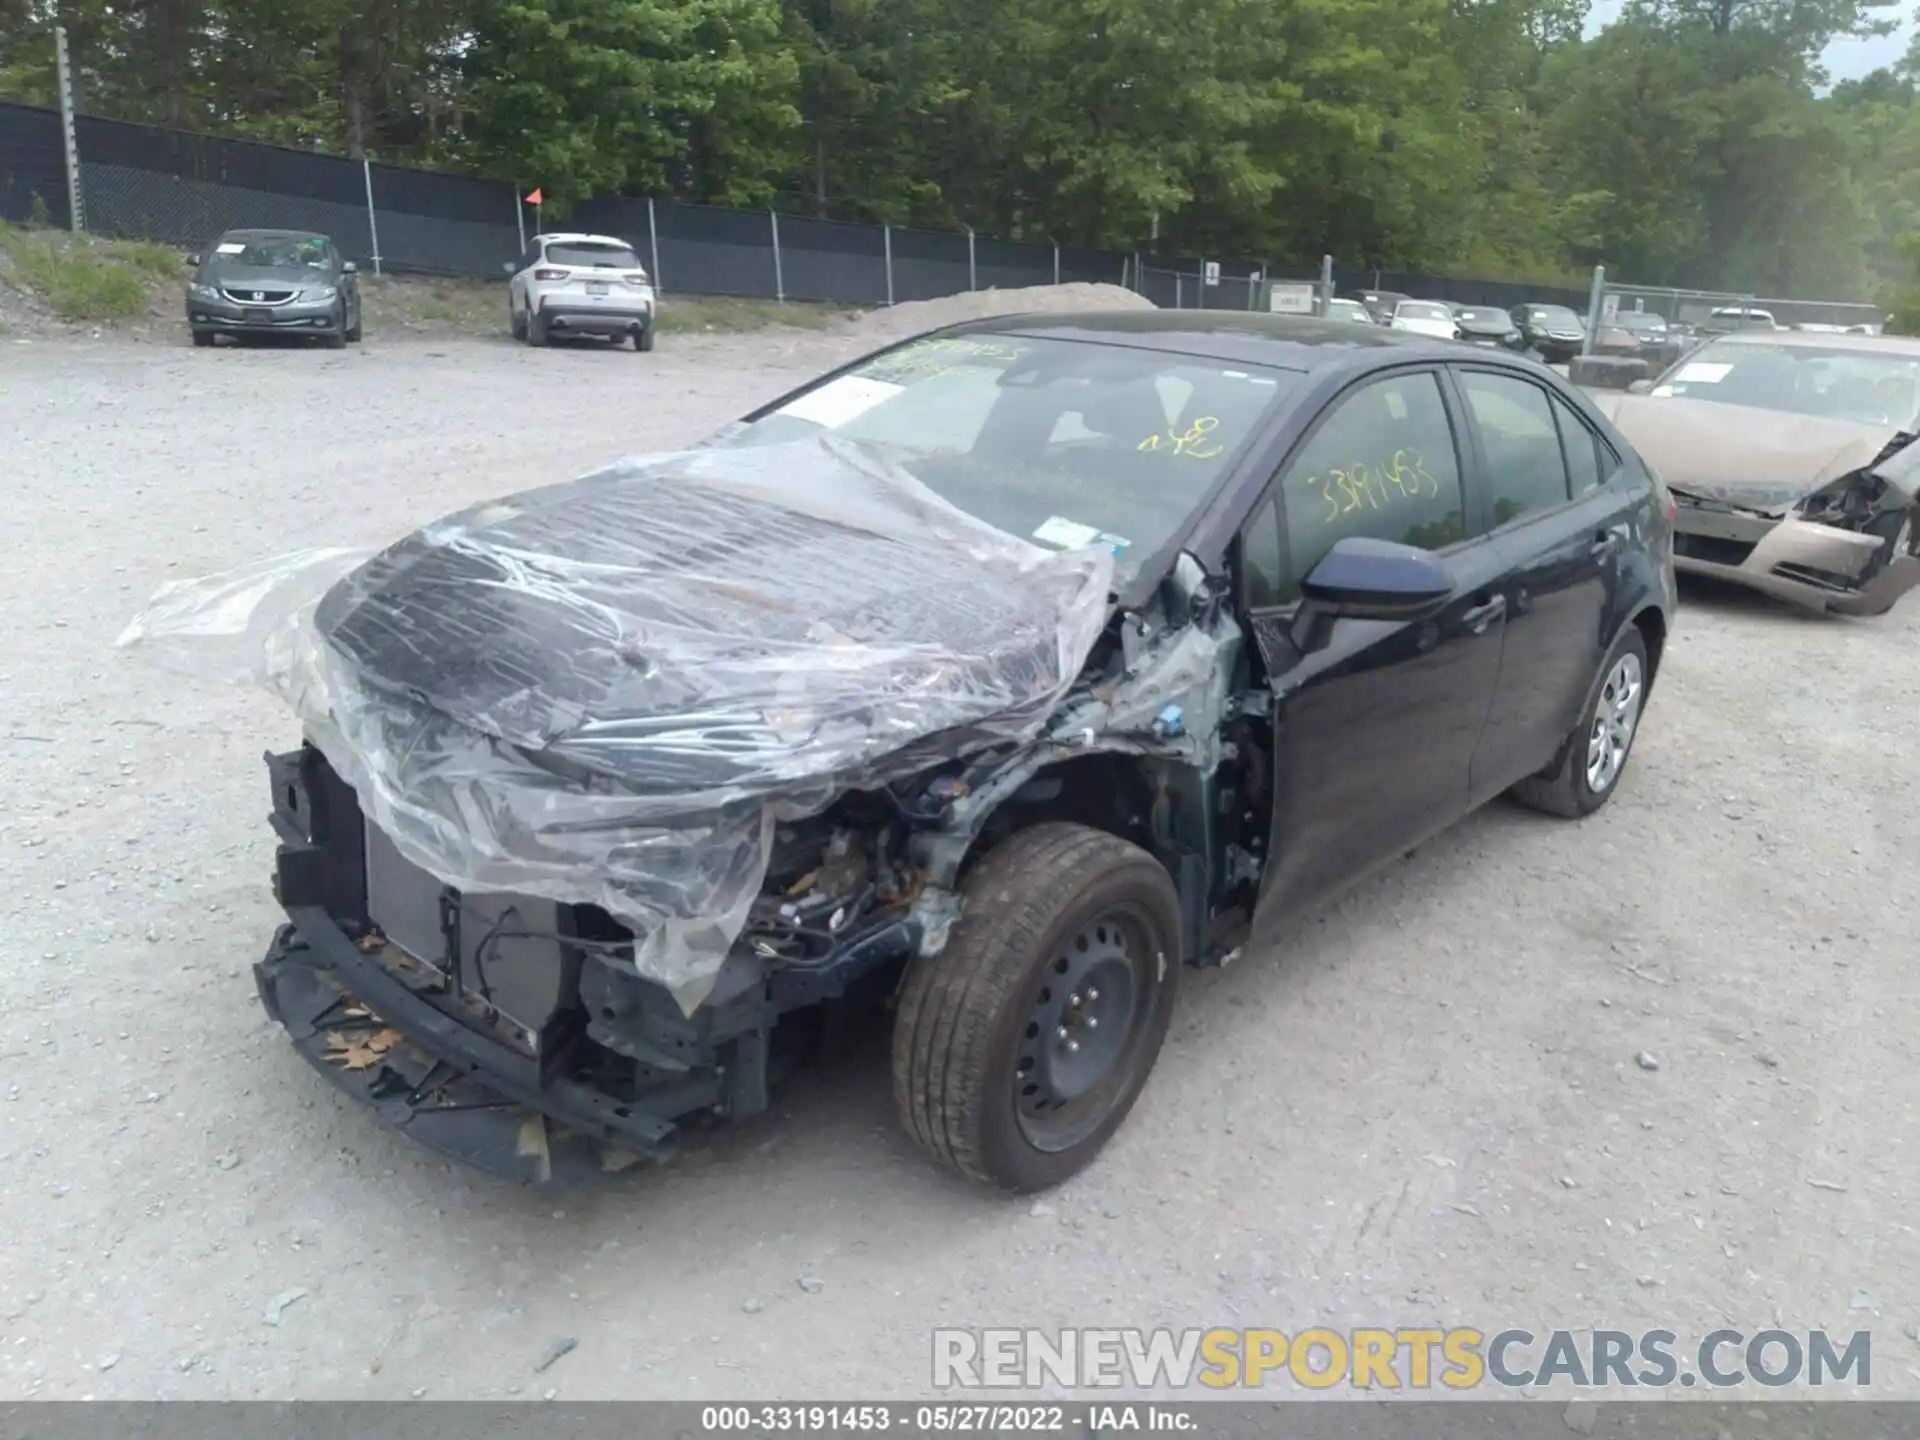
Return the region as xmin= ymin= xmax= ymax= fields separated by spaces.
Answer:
xmin=891 ymin=823 xmax=1182 ymax=1191
xmin=322 ymin=304 xmax=347 ymax=349
xmin=190 ymin=330 xmax=213 ymax=348
xmin=510 ymin=305 xmax=528 ymax=342
xmin=634 ymin=324 xmax=655 ymax=352
xmin=345 ymin=303 xmax=362 ymax=343
xmin=527 ymin=308 xmax=550 ymax=347
xmin=1510 ymin=626 xmax=1650 ymax=819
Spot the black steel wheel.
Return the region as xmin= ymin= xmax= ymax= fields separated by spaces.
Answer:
xmin=892 ymin=823 xmax=1181 ymax=1191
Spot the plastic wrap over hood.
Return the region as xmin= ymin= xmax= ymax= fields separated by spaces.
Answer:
xmin=121 ymin=437 xmax=1115 ymax=1008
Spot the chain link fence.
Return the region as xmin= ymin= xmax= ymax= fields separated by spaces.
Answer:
xmin=4 ymin=100 xmax=1890 ymax=326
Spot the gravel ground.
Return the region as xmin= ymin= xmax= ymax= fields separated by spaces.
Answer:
xmin=2 ymin=327 xmax=1918 ymax=1404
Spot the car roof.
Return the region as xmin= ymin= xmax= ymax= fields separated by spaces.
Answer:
xmin=1704 ymin=329 xmax=1920 ymax=354
xmin=218 ymin=228 xmax=330 ymax=242
xmin=534 ymin=232 xmax=633 ymax=247
xmin=932 ymin=309 xmax=1482 ymax=372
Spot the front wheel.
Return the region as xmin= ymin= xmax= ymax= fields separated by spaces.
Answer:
xmin=891 ymin=823 xmax=1181 ymax=1192
xmin=1510 ymin=627 xmax=1650 ymax=818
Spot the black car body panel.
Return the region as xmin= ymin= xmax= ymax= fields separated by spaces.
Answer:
xmin=1512 ymin=304 xmax=1587 ymax=362
xmin=141 ymin=312 xmax=1674 ymax=1182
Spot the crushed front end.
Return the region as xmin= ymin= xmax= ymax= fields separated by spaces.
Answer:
xmin=1670 ymin=451 xmax=1920 ymax=616
xmin=256 ymin=743 xmax=924 ymax=1183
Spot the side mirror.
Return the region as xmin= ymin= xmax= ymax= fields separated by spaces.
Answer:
xmin=341 ymin=260 xmax=357 ymax=274
xmin=1627 ymin=378 xmax=1654 ymax=395
xmin=186 ymin=254 xmax=201 ymax=267
xmin=1289 ymin=537 xmax=1453 ymax=653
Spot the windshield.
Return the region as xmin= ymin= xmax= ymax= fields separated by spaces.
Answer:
xmin=546 ymin=242 xmax=643 ymax=268
xmin=206 ymin=234 xmax=331 ymax=271
xmin=1327 ymin=300 xmax=1371 ymax=321
xmin=1396 ymin=302 xmax=1451 ymax=322
xmin=1651 ymin=340 xmax=1920 ymax=426
xmin=1457 ymin=308 xmax=1511 ymax=326
xmin=1531 ymin=307 xmax=1580 ymax=328
xmin=719 ymin=334 xmax=1298 ymax=583
xmin=1616 ymin=312 xmax=1666 ymax=334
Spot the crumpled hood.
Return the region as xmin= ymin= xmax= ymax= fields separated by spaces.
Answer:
xmin=1588 ymin=391 xmax=1902 ymax=511
xmin=309 ymin=437 xmax=1114 ymax=796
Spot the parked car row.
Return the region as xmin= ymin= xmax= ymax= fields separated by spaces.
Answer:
xmin=182 ymin=226 xmax=660 ymax=353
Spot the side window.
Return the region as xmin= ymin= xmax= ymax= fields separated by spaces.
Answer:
xmin=1549 ymin=392 xmax=1604 ymax=497
xmin=1459 ymin=371 xmax=1573 ymax=526
xmin=1251 ymin=370 xmax=1467 ymax=607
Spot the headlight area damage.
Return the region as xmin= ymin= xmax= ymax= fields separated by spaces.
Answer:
xmin=1668 ymin=433 xmax=1920 ymax=617
xmin=122 ymin=438 xmax=1253 ymax=1185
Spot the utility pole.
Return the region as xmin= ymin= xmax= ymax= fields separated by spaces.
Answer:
xmin=55 ymin=26 xmax=85 ymax=231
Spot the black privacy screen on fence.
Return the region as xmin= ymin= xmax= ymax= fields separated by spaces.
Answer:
xmin=0 ymin=102 xmax=72 ymax=228
xmin=2 ymin=98 xmax=1621 ymax=317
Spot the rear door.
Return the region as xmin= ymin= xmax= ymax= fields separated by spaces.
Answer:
xmin=1237 ymin=366 xmax=1508 ymax=918
xmin=1452 ymin=366 xmax=1635 ymax=799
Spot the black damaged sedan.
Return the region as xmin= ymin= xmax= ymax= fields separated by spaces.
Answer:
xmin=230 ymin=313 xmax=1675 ymax=1190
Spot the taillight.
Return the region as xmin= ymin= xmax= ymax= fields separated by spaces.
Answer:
xmin=1661 ymin=492 xmax=1677 ymax=525
xmin=624 ymin=271 xmax=651 ymax=286
xmin=533 ymin=267 xmax=570 ymax=281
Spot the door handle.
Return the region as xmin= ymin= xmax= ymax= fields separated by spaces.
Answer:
xmin=1461 ymin=594 xmax=1506 ymax=634
xmin=1590 ymin=529 xmax=1622 ymax=558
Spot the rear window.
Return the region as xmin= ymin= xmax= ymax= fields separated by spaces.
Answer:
xmin=1397 ymin=302 xmax=1452 ymax=321
xmin=544 ymin=242 xmax=643 ymax=269
xmin=1459 ymin=308 xmax=1510 ymax=324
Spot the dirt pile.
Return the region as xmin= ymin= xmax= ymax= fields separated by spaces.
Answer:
xmin=840 ymin=282 xmax=1153 ymax=343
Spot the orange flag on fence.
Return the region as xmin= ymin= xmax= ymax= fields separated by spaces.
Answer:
xmin=524 ymin=188 xmax=543 ymax=206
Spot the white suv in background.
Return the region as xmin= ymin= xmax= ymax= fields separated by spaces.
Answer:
xmin=508 ymin=232 xmax=657 ymax=350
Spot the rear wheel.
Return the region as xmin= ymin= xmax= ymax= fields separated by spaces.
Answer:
xmin=527 ymin=307 xmax=549 ymax=347
xmin=891 ymin=823 xmax=1181 ymax=1192
xmin=1510 ymin=627 xmax=1650 ymax=818
xmin=510 ymin=304 xmax=528 ymax=342
xmin=634 ymin=324 xmax=655 ymax=352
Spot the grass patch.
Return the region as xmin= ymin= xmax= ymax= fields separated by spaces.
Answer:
xmin=0 ymin=222 xmax=184 ymax=322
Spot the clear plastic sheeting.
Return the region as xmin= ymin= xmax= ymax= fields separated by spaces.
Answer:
xmin=120 ymin=437 xmax=1115 ymax=1010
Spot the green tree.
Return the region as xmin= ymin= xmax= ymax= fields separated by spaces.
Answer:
xmin=459 ymin=0 xmax=801 ymax=205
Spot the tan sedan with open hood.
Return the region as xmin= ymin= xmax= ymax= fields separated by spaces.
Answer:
xmin=1588 ymin=330 xmax=1920 ymax=616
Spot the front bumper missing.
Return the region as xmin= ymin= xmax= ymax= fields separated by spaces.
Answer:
xmin=256 ymin=915 xmax=672 ymax=1185
xmin=1672 ymin=503 xmax=1920 ymax=616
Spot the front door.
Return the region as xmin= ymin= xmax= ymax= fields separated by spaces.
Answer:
xmin=1452 ymin=368 xmax=1633 ymax=798
xmin=1237 ymin=367 xmax=1508 ymax=918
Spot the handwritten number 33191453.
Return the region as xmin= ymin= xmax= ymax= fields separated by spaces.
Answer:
xmin=1315 ymin=449 xmax=1439 ymax=522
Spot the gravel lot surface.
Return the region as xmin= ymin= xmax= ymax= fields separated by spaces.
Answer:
xmin=2 ymin=327 xmax=1918 ymax=1404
